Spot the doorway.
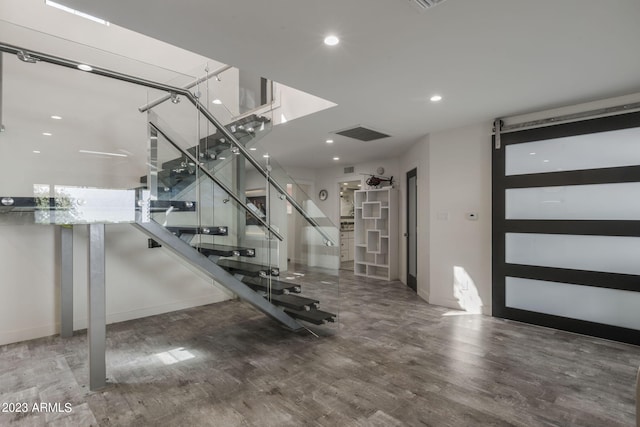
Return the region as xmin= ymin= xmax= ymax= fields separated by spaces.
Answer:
xmin=339 ymin=180 xmax=362 ymax=270
xmin=406 ymin=168 xmax=417 ymax=291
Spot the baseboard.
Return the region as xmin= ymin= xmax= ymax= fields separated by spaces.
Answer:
xmin=0 ymin=324 xmax=59 ymax=346
xmin=77 ymin=292 xmax=232 ymax=330
xmin=0 ymin=292 xmax=232 ymax=346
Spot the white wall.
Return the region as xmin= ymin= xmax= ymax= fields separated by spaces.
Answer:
xmin=0 ymin=223 xmax=233 ymax=345
xmin=427 ymin=122 xmax=492 ymax=315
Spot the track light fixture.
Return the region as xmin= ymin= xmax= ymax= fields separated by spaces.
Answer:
xmin=170 ymin=92 xmax=181 ymax=104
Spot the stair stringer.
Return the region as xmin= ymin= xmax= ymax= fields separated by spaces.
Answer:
xmin=133 ymin=217 xmax=304 ymax=331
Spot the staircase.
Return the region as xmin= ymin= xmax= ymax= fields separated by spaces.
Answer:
xmin=152 ymin=224 xmax=336 ymax=325
xmin=133 ymin=109 xmax=338 ymax=330
xmin=0 ymin=40 xmax=339 ymax=335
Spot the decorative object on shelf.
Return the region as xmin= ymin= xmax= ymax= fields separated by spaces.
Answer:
xmin=318 ymin=189 xmax=328 ymax=201
xmin=362 ymin=173 xmax=394 ymax=188
xmin=353 ymin=187 xmax=398 ymax=280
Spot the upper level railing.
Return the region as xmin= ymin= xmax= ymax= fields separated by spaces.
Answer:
xmin=0 ymin=40 xmax=336 ymax=245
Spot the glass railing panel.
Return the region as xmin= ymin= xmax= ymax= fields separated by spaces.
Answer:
xmin=0 ymin=22 xmax=196 ymax=226
xmin=149 ymin=119 xmax=282 ymax=301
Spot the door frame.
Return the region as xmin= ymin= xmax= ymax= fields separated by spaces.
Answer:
xmin=406 ymin=167 xmax=417 ymax=292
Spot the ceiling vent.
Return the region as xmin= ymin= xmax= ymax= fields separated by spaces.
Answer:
xmin=408 ymin=0 xmax=448 ymax=12
xmin=344 ymin=166 xmax=355 ymax=174
xmin=334 ymin=126 xmax=390 ymax=142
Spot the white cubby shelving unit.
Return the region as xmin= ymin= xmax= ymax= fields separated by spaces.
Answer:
xmin=354 ymin=187 xmax=398 ymax=280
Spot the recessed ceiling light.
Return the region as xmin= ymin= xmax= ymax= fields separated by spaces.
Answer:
xmin=324 ymin=35 xmax=339 ymax=46
xmin=357 ymin=184 xmax=361 ymax=187
xmin=42 ymin=132 xmax=52 ymax=136
xmin=219 ymin=156 xmax=226 ymax=160
xmin=51 ymin=115 xmax=62 ymax=120
xmin=212 ymin=99 xmax=222 ymax=105
xmin=543 ymin=159 xmax=550 ymax=163
xmin=249 ymin=147 xmax=257 ymax=151
xmin=430 ymin=95 xmax=442 ymax=102
xmin=263 ymin=154 xmax=270 ymax=158
xmin=326 ymin=139 xmax=334 ymax=144
xmin=529 ymin=152 xmax=536 ymax=155
xmin=77 ymin=64 xmax=92 ymax=72
xmin=33 ymin=150 xmax=41 ymax=154
xmin=333 ymin=157 xmax=340 ymax=161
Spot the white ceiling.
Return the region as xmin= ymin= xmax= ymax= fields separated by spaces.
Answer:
xmin=27 ymin=0 xmax=640 ymax=168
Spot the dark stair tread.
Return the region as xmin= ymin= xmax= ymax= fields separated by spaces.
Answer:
xmin=268 ymin=294 xmax=319 ymax=311
xmin=149 ymin=200 xmax=197 ymax=212
xmin=284 ymin=308 xmax=336 ymax=325
xmin=195 ymin=243 xmax=256 ymax=258
xmin=166 ymin=225 xmax=228 ymax=236
xmin=242 ymin=276 xmax=300 ymax=295
xmin=218 ymin=259 xmax=279 ymax=277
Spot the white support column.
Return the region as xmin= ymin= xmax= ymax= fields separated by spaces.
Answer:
xmin=88 ymin=223 xmax=106 ymax=390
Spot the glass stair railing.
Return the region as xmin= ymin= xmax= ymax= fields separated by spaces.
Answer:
xmin=0 ymin=36 xmax=339 ymax=332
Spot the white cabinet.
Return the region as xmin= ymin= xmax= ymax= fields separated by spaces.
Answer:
xmin=340 ymin=230 xmax=354 ymax=261
xmin=354 ymin=188 xmax=398 ymax=280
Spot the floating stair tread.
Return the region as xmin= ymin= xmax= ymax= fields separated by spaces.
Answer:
xmin=195 ymin=243 xmax=255 ymax=257
xmin=242 ymin=277 xmax=301 ymax=294
xmin=284 ymin=308 xmax=337 ymax=325
xmin=268 ymin=294 xmax=319 ymax=311
xmin=166 ymin=225 xmax=228 ymax=236
xmin=218 ymin=259 xmax=279 ymax=277
xmin=149 ymin=200 xmax=197 ymax=212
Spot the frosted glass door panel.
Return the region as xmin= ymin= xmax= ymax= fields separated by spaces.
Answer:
xmin=506 ymin=183 xmax=640 ymax=220
xmin=505 ymin=127 xmax=640 ymax=176
xmin=506 ymin=277 xmax=640 ymax=330
xmin=506 ymin=233 xmax=640 ymax=275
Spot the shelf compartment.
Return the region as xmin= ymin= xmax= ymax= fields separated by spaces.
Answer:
xmin=375 ymin=253 xmax=388 ymax=266
xmin=366 ymin=230 xmax=380 ymax=253
xmin=354 ymin=262 xmax=367 ymax=275
xmin=362 ymin=202 xmax=382 ymax=219
xmin=354 ymin=191 xmax=367 ymax=208
xmin=367 ymin=265 xmax=389 ymax=280
xmin=377 ymin=237 xmax=388 ymax=254
xmin=355 ymin=246 xmax=376 ymax=264
xmin=366 ymin=190 xmax=390 ymax=203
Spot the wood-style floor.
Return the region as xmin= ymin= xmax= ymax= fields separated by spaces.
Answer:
xmin=1 ymin=270 xmax=639 ymax=426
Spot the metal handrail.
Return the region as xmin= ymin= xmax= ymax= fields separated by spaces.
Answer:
xmin=138 ymin=64 xmax=232 ymax=113
xmin=186 ymin=96 xmax=337 ymax=246
xmin=149 ymin=122 xmax=284 ymax=241
xmin=0 ymin=41 xmax=336 ymax=246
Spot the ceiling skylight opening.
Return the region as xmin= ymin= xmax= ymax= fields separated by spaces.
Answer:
xmin=45 ymin=1 xmax=110 ymax=26
xmin=324 ymin=35 xmax=340 ymax=46
xmin=430 ymin=94 xmax=443 ymax=102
